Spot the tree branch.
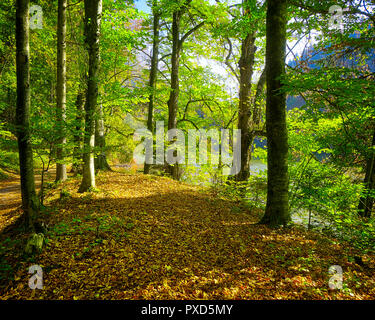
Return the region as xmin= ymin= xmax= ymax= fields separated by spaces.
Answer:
xmin=179 ymin=21 xmax=205 ymax=46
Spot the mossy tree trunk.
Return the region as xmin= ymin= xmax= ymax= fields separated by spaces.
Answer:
xmin=95 ymin=101 xmax=111 ymax=171
xmin=79 ymin=0 xmax=102 ymax=193
xmin=144 ymin=1 xmax=160 ymax=175
xmin=259 ymin=0 xmax=290 ymax=227
xmin=358 ymin=129 xmax=375 ymax=218
xmin=167 ymin=10 xmax=182 ymax=180
xmin=233 ymin=1 xmax=267 ymax=183
xmin=235 ymin=33 xmax=256 ymax=182
xmin=16 ymin=0 xmax=39 ymax=229
xmin=166 ymin=2 xmax=204 ymax=180
xmin=71 ymin=91 xmax=85 ymax=174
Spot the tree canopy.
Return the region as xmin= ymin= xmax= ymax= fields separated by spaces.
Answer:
xmin=0 ymin=0 xmax=374 ymax=301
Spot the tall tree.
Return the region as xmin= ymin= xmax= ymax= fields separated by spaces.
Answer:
xmin=167 ymin=1 xmax=204 ymax=179
xmin=15 ymin=0 xmax=39 ymax=228
xmin=236 ymin=31 xmax=256 ymax=182
xmin=233 ymin=0 xmax=267 ymax=182
xmin=358 ymin=129 xmax=375 ymax=218
xmin=79 ymin=0 xmax=102 ymax=192
xmin=55 ymin=0 xmax=68 ymax=182
xmin=95 ymin=100 xmax=111 ymax=170
xmin=167 ymin=9 xmax=182 ymax=179
xmin=144 ymin=0 xmax=160 ymax=175
xmin=68 ymin=4 xmax=87 ymax=175
xmin=71 ymin=90 xmax=85 ymax=174
xmin=259 ymin=0 xmax=289 ymax=227
xmin=215 ymin=0 xmax=266 ymax=182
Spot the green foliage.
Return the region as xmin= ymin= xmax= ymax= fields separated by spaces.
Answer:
xmin=286 ymin=77 xmax=375 ymax=252
xmin=50 ymin=212 xmax=130 ymax=241
xmin=0 ymin=237 xmax=20 ymax=283
xmin=0 ymin=0 xmax=374 ymax=290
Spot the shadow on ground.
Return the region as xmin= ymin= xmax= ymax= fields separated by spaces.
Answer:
xmin=0 ymin=171 xmax=374 ymax=299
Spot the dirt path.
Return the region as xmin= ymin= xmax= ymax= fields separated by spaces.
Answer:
xmin=0 ymin=175 xmax=22 ymax=231
xmin=0 ymin=169 xmax=57 ymax=232
xmin=0 ymin=165 xmax=131 ymax=232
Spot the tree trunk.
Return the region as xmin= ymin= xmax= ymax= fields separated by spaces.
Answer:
xmin=56 ymin=0 xmax=67 ymax=182
xmin=167 ymin=10 xmax=181 ymax=180
xmin=16 ymin=0 xmax=39 ymax=229
xmin=79 ymin=0 xmax=102 ymax=193
xmin=252 ymin=66 xmax=266 ymax=128
xmin=259 ymin=0 xmax=290 ymax=227
xmin=358 ymin=129 xmax=375 ymax=218
xmin=71 ymin=91 xmax=85 ymax=174
xmin=144 ymin=2 xmax=160 ymax=175
xmin=235 ymin=33 xmax=256 ymax=182
xmin=95 ymin=101 xmax=111 ymax=171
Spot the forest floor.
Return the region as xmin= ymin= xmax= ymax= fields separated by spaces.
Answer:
xmin=0 ymin=169 xmax=374 ymax=300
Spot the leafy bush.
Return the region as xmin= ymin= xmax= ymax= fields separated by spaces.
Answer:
xmin=287 ymin=110 xmax=374 ymax=253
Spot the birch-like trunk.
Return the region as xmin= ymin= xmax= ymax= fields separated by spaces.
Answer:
xmin=56 ymin=0 xmax=67 ymax=182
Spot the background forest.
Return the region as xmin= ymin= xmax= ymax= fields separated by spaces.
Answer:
xmin=0 ymin=0 xmax=374 ymax=300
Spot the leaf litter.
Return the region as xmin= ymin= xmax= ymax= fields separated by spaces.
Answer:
xmin=0 ymin=170 xmax=374 ymax=299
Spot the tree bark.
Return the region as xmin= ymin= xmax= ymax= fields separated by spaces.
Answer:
xmin=232 ymin=1 xmax=267 ymax=182
xmin=79 ymin=0 xmax=102 ymax=193
xmin=56 ymin=0 xmax=68 ymax=182
xmin=167 ymin=10 xmax=181 ymax=180
xmin=235 ymin=33 xmax=256 ymax=182
xmin=95 ymin=101 xmax=111 ymax=171
xmin=252 ymin=66 xmax=266 ymax=128
xmin=358 ymin=129 xmax=375 ymax=218
xmin=71 ymin=91 xmax=85 ymax=174
xmin=144 ymin=2 xmax=160 ymax=175
xmin=16 ymin=0 xmax=39 ymax=229
xmin=259 ymin=0 xmax=290 ymax=227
